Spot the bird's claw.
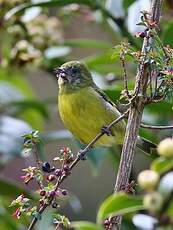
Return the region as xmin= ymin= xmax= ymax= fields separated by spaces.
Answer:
xmin=77 ymin=150 xmax=87 ymax=161
xmin=101 ymin=125 xmax=111 ymax=136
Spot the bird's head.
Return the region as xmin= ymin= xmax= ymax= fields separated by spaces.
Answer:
xmin=55 ymin=61 xmax=93 ymax=92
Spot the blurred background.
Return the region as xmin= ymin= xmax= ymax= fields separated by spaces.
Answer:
xmin=0 ymin=0 xmax=173 ymax=229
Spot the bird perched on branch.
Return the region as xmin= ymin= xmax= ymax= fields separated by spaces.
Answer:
xmin=56 ymin=61 xmax=155 ymax=154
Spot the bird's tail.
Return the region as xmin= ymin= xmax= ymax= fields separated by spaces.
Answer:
xmin=137 ymin=136 xmax=157 ymax=158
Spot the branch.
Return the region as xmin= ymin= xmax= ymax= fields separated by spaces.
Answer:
xmin=27 ymin=111 xmax=128 ymax=230
xmin=111 ymin=1 xmax=164 ymax=229
xmin=141 ymin=123 xmax=173 ymax=130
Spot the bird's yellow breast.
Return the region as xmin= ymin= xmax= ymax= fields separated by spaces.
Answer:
xmin=58 ymin=87 xmax=125 ymax=147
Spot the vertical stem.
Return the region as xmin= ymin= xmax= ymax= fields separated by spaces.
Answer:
xmin=111 ymin=0 xmax=164 ymax=229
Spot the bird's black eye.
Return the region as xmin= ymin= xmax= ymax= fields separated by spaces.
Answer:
xmin=71 ymin=67 xmax=78 ymax=74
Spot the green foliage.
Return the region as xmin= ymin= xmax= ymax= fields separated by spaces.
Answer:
xmin=162 ymin=20 xmax=173 ymax=46
xmin=151 ymin=157 xmax=173 ymax=174
xmin=97 ymin=193 xmax=144 ymax=223
xmin=72 ymin=221 xmax=103 ymax=230
xmin=0 ymin=179 xmax=34 ymax=199
xmin=123 ymin=0 xmax=136 ymax=12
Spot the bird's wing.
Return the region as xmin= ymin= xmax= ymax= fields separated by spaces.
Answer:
xmin=92 ymin=83 xmax=116 ymax=107
xmin=92 ymin=83 xmax=129 ymax=113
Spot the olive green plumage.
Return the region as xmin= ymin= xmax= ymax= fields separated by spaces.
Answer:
xmin=57 ymin=61 xmax=125 ymax=147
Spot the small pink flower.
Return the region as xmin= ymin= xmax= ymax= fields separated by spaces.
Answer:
xmin=21 ymin=173 xmax=33 ymax=184
xmin=12 ymin=208 xmax=21 ymax=219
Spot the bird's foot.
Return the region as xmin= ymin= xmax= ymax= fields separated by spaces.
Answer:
xmin=101 ymin=125 xmax=111 ymax=136
xmin=77 ymin=150 xmax=87 ymax=161
xmin=120 ymin=181 xmax=136 ymax=194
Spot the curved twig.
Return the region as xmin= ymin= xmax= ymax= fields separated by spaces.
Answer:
xmin=141 ymin=123 xmax=173 ymax=130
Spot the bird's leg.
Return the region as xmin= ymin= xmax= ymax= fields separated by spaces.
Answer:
xmin=101 ymin=125 xmax=112 ymax=136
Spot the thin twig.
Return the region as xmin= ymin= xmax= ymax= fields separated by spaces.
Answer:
xmin=141 ymin=123 xmax=173 ymax=130
xmin=27 ymin=111 xmax=128 ymax=230
xmin=120 ymin=53 xmax=131 ymax=100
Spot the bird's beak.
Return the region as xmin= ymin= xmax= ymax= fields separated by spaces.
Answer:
xmin=54 ymin=67 xmax=75 ymax=85
xmin=54 ymin=67 xmax=68 ymax=80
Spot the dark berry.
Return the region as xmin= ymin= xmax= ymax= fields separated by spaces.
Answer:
xmin=42 ymin=162 xmax=51 ymax=172
xmin=62 ymin=189 xmax=68 ymax=196
xmin=135 ymin=31 xmax=146 ymax=38
xmin=49 ymin=190 xmax=56 ymax=197
xmin=40 ymin=190 xmax=46 ymax=196
xmin=47 ymin=174 xmax=55 ymax=182
xmin=55 ymin=169 xmax=62 ymax=177
xmin=64 ymin=165 xmax=70 ymax=172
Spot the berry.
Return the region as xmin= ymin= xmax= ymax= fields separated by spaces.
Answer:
xmin=40 ymin=190 xmax=46 ymax=196
xmin=157 ymin=138 xmax=173 ymax=158
xmin=47 ymin=174 xmax=55 ymax=182
xmin=49 ymin=190 xmax=56 ymax=197
xmin=135 ymin=31 xmax=146 ymax=38
xmin=137 ymin=170 xmax=159 ymax=190
xmin=42 ymin=162 xmax=51 ymax=172
xmin=64 ymin=165 xmax=70 ymax=172
xmin=55 ymin=169 xmax=62 ymax=177
xmin=63 ymin=165 xmax=71 ymax=175
xmin=143 ymin=192 xmax=163 ymax=213
xmin=62 ymin=189 xmax=68 ymax=196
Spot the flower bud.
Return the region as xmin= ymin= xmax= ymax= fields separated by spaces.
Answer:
xmin=47 ymin=174 xmax=55 ymax=182
xmin=143 ymin=192 xmax=163 ymax=213
xmin=138 ymin=170 xmax=159 ymax=190
xmin=157 ymin=138 xmax=173 ymax=158
xmin=40 ymin=190 xmax=46 ymax=196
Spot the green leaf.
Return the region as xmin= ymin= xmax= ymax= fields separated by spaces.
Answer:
xmin=71 ymin=221 xmax=103 ymax=230
xmin=0 ymin=213 xmax=18 ymax=230
xmin=8 ymin=100 xmax=49 ymax=120
xmin=162 ymin=20 xmax=173 ymax=46
xmin=64 ymin=39 xmax=111 ymax=49
xmin=83 ymin=50 xmax=115 ymax=69
xmin=104 ymin=87 xmax=122 ymax=102
xmin=0 ymin=179 xmax=34 ymax=199
xmin=5 ymin=0 xmax=97 ymax=20
xmin=97 ymin=193 xmax=144 ymax=223
xmin=145 ymin=101 xmax=173 ymax=118
xmin=111 ymin=45 xmax=136 ymax=62
xmin=167 ymin=201 xmax=173 ymax=216
xmin=151 ymin=157 xmax=173 ymax=174
xmin=123 ymin=0 xmax=135 ymax=12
